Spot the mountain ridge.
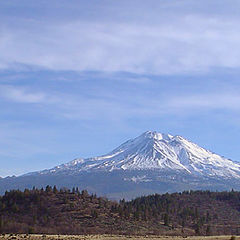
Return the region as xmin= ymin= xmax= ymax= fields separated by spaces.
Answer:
xmin=31 ymin=131 xmax=240 ymax=179
xmin=1 ymin=131 xmax=240 ymax=199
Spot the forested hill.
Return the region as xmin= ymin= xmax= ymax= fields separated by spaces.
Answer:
xmin=0 ymin=187 xmax=240 ymax=236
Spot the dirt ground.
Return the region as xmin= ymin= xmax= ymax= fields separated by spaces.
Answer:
xmin=0 ymin=234 xmax=239 ymax=240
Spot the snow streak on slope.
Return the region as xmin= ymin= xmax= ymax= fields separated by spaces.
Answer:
xmin=39 ymin=131 xmax=240 ymax=179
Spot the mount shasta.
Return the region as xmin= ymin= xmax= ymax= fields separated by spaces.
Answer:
xmin=1 ymin=131 xmax=240 ymax=199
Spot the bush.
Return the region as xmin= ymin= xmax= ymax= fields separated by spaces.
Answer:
xmin=28 ymin=226 xmax=34 ymax=234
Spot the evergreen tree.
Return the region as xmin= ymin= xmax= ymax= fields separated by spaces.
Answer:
xmin=195 ymin=222 xmax=200 ymax=235
xmin=0 ymin=216 xmax=3 ymax=232
xmin=45 ymin=185 xmax=52 ymax=193
xmin=53 ymin=185 xmax=58 ymax=194
xmin=206 ymin=225 xmax=211 ymax=235
xmin=91 ymin=209 xmax=98 ymax=219
xmin=164 ymin=213 xmax=169 ymax=226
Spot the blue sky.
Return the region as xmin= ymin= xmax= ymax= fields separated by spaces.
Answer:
xmin=1 ymin=0 xmax=240 ymax=177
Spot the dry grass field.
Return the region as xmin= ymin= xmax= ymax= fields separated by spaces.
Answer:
xmin=0 ymin=235 xmax=239 ymax=240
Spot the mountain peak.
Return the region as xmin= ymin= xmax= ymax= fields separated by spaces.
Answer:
xmin=4 ymin=131 xmax=240 ymax=200
xmin=141 ymin=131 xmax=173 ymax=141
xmin=36 ymin=131 xmax=240 ymax=179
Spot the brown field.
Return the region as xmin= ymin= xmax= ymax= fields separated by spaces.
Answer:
xmin=0 ymin=235 xmax=239 ymax=240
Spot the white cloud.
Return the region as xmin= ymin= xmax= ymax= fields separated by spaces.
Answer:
xmin=0 ymin=85 xmax=48 ymax=103
xmin=167 ymin=94 xmax=240 ymax=110
xmin=1 ymin=83 xmax=240 ymax=122
xmin=1 ymin=2 xmax=240 ymax=75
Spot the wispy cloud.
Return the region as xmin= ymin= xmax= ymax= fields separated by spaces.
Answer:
xmin=1 ymin=1 xmax=240 ymax=75
xmin=167 ymin=94 xmax=240 ymax=111
xmin=0 ymin=85 xmax=48 ymax=103
xmin=1 ymin=83 xmax=240 ymax=122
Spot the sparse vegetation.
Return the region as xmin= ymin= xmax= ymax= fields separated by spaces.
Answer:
xmin=0 ymin=187 xmax=240 ymax=236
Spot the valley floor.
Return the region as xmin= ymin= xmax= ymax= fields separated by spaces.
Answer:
xmin=0 ymin=235 xmax=238 ymax=240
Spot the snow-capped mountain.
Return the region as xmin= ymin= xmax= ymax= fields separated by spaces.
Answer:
xmin=39 ymin=131 xmax=240 ymax=179
xmin=1 ymin=131 xmax=240 ymax=199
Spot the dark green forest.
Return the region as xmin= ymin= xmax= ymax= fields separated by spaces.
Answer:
xmin=0 ymin=187 xmax=240 ymax=236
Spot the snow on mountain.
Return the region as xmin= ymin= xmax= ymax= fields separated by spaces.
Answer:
xmin=38 ymin=131 xmax=240 ymax=179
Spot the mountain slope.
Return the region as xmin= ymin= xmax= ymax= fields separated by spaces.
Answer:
xmin=1 ymin=131 xmax=240 ymax=199
xmin=37 ymin=131 xmax=240 ymax=179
